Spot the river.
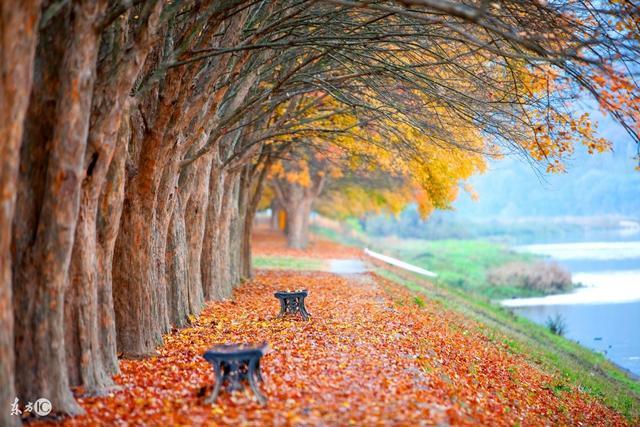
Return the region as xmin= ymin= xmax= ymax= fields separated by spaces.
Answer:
xmin=501 ymin=240 xmax=640 ymax=377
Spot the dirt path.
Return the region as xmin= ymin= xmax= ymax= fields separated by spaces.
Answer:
xmin=38 ymin=268 xmax=627 ymax=426
xmin=328 ymin=259 xmax=368 ymax=274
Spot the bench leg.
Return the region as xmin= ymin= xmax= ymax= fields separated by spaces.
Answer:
xmin=300 ymin=298 xmax=311 ymax=320
xmin=205 ymin=361 xmax=223 ymax=404
xmin=248 ymin=359 xmax=267 ymax=404
xmin=254 ymin=359 xmax=264 ymax=383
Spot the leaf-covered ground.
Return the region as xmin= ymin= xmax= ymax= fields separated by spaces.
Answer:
xmin=36 ymin=231 xmax=629 ymax=426
xmin=251 ymin=228 xmax=362 ymax=259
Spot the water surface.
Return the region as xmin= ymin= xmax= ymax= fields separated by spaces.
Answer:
xmin=503 ymin=241 xmax=640 ymax=376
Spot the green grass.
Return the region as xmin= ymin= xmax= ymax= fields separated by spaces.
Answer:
xmin=313 ymin=224 xmax=565 ymax=299
xmin=253 ymin=255 xmax=327 ymax=271
xmin=377 ymin=237 xmax=546 ymax=299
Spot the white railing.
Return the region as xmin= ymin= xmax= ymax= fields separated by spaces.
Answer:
xmin=364 ymin=248 xmax=437 ymax=278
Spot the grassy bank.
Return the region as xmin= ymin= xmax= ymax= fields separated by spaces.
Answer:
xmin=307 ymin=225 xmax=640 ymax=420
xmin=253 ymin=255 xmax=327 ymax=271
xmin=374 ymin=237 xmax=544 ymax=299
xmin=312 ymin=224 xmax=571 ymax=300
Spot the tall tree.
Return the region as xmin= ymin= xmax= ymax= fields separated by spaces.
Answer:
xmin=0 ymin=1 xmax=42 ymax=425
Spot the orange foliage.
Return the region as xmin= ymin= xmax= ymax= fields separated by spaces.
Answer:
xmin=32 ymin=234 xmax=629 ymax=426
xmin=34 ymin=268 xmax=628 ymax=426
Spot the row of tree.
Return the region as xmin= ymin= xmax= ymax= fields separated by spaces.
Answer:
xmin=1 ymin=0 xmax=639 ymax=423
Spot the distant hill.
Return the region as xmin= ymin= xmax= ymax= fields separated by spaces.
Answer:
xmin=453 ymin=114 xmax=640 ymax=218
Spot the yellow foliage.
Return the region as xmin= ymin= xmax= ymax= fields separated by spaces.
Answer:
xmin=267 ymin=93 xmax=487 ymax=220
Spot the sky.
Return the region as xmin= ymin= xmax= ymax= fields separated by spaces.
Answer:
xmin=452 ymin=108 xmax=640 ymax=218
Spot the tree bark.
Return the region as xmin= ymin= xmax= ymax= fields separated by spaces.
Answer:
xmin=202 ymin=156 xmax=225 ymax=300
xmin=13 ymin=13 xmax=65 ymax=419
xmin=237 ymin=165 xmax=253 ymax=281
xmin=170 ymin=148 xmax=212 ymax=321
xmin=201 ymin=162 xmax=240 ymax=300
xmin=95 ymin=119 xmax=130 ymax=377
xmin=113 ymin=134 xmax=165 ymax=356
xmin=0 ymin=1 xmax=41 ymax=425
xmin=112 ymin=64 xmax=182 ymax=356
xmin=184 ymin=154 xmax=211 ymax=315
xmin=285 ymin=192 xmax=313 ymax=249
xmin=229 ymin=171 xmax=243 ymax=287
xmin=275 ymin=167 xmax=326 ymax=249
xmin=13 ymin=0 xmax=105 ymax=414
xmin=65 ymin=0 xmax=162 ymax=392
xmin=161 ymin=131 xmax=197 ymax=329
xmin=217 ymin=171 xmax=238 ymax=297
xmin=166 ymin=194 xmax=190 ymax=328
xmin=154 ymin=142 xmax=182 ymax=335
xmin=275 ymin=182 xmax=318 ymax=250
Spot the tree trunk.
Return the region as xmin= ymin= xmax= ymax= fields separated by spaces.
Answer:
xmin=112 ymin=144 xmax=164 ymax=357
xmin=276 ymin=182 xmax=316 ymax=250
xmin=229 ymin=171 xmax=243 ymax=287
xmin=65 ymin=0 xmax=162 ymax=392
xmin=184 ymin=154 xmax=211 ymax=315
xmin=164 ymin=134 xmax=200 ymax=328
xmin=95 ymin=120 xmax=130 ymax=377
xmin=154 ymin=144 xmax=182 ymax=335
xmin=166 ymin=194 xmax=190 ymax=328
xmin=66 ymin=189 xmax=113 ymax=391
xmin=202 ymin=161 xmax=224 ymax=300
xmin=285 ymin=195 xmax=313 ymax=249
xmin=241 ymin=215 xmax=253 ymax=279
xmin=275 ymin=168 xmax=325 ymax=250
xmin=201 ymin=164 xmax=239 ymax=300
xmin=112 ymin=70 xmax=181 ymax=357
xmin=0 ymin=2 xmax=41 ymax=425
xmin=217 ymin=171 xmax=238 ymax=297
xmin=13 ymin=0 xmax=105 ymax=414
xmin=270 ymin=199 xmax=282 ymax=230
xmin=13 ymin=16 xmax=65 ymax=417
xmin=238 ymin=166 xmax=253 ymax=280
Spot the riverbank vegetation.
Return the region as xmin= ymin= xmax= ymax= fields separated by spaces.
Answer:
xmin=487 ymin=261 xmax=573 ymax=296
xmin=313 ymin=224 xmax=575 ymax=299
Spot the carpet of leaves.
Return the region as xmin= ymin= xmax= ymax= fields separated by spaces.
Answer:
xmin=251 ymin=228 xmax=362 ymax=259
xmin=41 ymin=269 xmax=626 ymax=426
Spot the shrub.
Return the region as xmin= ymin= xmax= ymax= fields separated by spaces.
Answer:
xmin=546 ymin=314 xmax=568 ymax=336
xmin=486 ymin=261 xmax=572 ymax=294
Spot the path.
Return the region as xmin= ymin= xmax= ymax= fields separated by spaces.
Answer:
xmin=40 ymin=267 xmax=628 ymax=426
xmin=328 ymin=259 xmax=368 ymax=274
